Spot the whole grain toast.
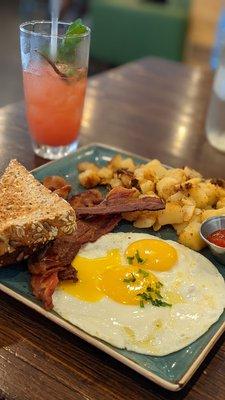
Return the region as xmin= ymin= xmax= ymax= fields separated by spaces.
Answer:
xmin=0 ymin=160 xmax=76 ymax=266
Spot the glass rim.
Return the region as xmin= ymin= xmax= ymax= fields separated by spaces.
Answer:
xmin=19 ymin=20 xmax=90 ymax=39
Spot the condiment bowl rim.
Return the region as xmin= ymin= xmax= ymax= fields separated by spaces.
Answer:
xmin=200 ymin=216 xmax=225 ymax=250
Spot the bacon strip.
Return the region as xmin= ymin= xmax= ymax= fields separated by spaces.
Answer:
xmin=31 ymin=273 xmax=59 ymax=310
xmin=76 ymin=187 xmax=164 ymax=217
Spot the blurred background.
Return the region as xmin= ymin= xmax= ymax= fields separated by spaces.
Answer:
xmin=0 ymin=0 xmax=223 ymax=107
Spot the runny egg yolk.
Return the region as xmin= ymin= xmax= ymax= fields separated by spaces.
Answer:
xmin=125 ymin=239 xmax=177 ymax=271
xmin=59 ymin=248 xmax=160 ymax=305
xmin=100 ymin=267 xmax=159 ymax=305
xmin=59 ymin=249 xmax=121 ymax=302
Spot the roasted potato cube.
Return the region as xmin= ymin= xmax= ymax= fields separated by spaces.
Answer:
xmin=153 ymin=219 xmax=161 ymax=231
xmin=173 ymin=221 xmax=189 ymax=235
xmin=178 ymin=221 xmax=206 ymax=251
xmin=187 ymin=181 xmax=217 ymax=209
xmin=122 ymin=211 xmax=141 ymax=222
xmin=77 ymin=162 xmax=99 ymax=173
xmin=167 ymin=191 xmax=184 ymax=202
xmin=165 ymin=168 xmax=186 ymax=184
xmin=156 ymin=177 xmax=178 ymax=201
xmin=98 ymin=167 xmax=113 ymax=184
xmin=110 ymin=177 xmax=122 ymax=188
xmin=144 ymin=159 xmax=167 ymax=180
xmin=133 ymin=211 xmax=157 ymax=228
xmin=108 ymin=155 xmax=123 ymax=171
xmin=183 ymin=166 xmax=202 ymax=180
xmin=120 ymin=158 xmax=136 ymax=172
xmin=134 ymin=166 xmax=146 ymax=182
xmin=108 ymin=155 xmax=135 ymax=172
xmin=182 ymin=204 xmax=195 ymax=222
xmin=201 ymin=206 xmax=225 ymax=221
xmin=140 ymin=180 xmax=155 ymax=194
xmin=157 ymin=203 xmax=183 ymax=226
xmin=216 ymin=197 xmax=225 ymax=209
xmin=79 ymin=170 xmax=100 ymax=188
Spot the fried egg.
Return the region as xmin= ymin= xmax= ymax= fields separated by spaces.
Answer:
xmin=53 ymin=233 xmax=225 ymax=356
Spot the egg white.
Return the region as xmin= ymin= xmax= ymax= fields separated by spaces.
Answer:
xmin=53 ymin=232 xmax=225 ymax=356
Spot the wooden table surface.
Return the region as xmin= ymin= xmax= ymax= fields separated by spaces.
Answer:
xmin=0 ymin=57 xmax=224 ymax=400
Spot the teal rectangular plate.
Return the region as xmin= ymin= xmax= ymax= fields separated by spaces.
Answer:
xmin=0 ymin=143 xmax=224 ymax=391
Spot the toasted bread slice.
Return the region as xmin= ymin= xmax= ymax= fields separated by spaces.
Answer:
xmin=0 ymin=160 xmax=76 ymax=266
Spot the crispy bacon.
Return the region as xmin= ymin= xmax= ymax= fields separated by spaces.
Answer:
xmin=31 ymin=272 xmax=59 ymax=310
xmin=69 ymin=189 xmax=103 ymax=209
xmin=43 ymin=176 xmax=72 ymax=199
xmin=76 ymin=187 xmax=164 ymax=217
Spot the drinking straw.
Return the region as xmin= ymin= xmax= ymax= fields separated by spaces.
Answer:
xmin=50 ymin=0 xmax=61 ymax=60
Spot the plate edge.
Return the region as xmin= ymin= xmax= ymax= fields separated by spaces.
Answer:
xmin=30 ymin=142 xmax=171 ymax=174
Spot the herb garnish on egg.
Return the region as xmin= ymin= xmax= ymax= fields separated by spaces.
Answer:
xmin=126 ymin=250 xmax=146 ymax=265
xmin=123 ymin=273 xmax=136 ymax=283
xmin=138 ymin=283 xmax=172 ymax=308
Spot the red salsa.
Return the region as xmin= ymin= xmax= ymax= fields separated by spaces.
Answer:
xmin=207 ymin=229 xmax=225 ymax=247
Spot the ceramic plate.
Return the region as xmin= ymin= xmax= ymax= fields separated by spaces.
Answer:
xmin=0 ymin=143 xmax=224 ymax=391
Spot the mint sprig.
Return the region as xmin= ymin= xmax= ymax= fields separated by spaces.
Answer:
xmin=57 ymin=18 xmax=88 ymax=64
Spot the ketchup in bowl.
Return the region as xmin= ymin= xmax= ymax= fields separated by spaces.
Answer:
xmin=207 ymin=229 xmax=225 ymax=248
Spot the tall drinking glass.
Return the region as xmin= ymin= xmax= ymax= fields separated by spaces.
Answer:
xmin=20 ymin=21 xmax=90 ymax=159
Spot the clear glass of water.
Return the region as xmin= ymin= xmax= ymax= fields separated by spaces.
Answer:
xmin=206 ymin=48 xmax=225 ymax=153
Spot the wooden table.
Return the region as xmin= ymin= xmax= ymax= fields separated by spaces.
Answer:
xmin=0 ymin=57 xmax=224 ymax=400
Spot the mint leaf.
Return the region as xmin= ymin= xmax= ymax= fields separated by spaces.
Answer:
xmin=57 ymin=18 xmax=88 ymax=64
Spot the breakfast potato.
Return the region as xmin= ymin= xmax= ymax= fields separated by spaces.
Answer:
xmin=79 ymin=169 xmax=100 ymax=188
xmin=77 ymin=153 xmax=224 ymax=252
xmin=183 ymin=166 xmax=202 ymax=180
xmin=108 ymin=155 xmax=135 ymax=172
xmin=140 ymin=180 xmax=155 ymax=194
xmin=165 ymin=168 xmax=186 ymax=184
xmin=173 ymin=221 xmax=189 ymax=235
xmin=157 ymin=202 xmax=183 ymax=226
xmin=144 ymin=159 xmax=167 ymax=180
xmin=109 ymin=177 xmax=122 ymax=188
xmin=188 ymin=183 xmax=211 ymax=209
xmin=98 ymin=167 xmax=113 ymax=184
xmin=182 ymin=204 xmax=195 ymax=222
xmin=133 ymin=211 xmax=157 ymax=228
xmin=153 ymin=219 xmax=161 ymax=231
xmin=201 ymin=206 xmax=225 ymax=222
xmin=167 ymin=191 xmax=184 ymax=202
xmin=178 ymin=220 xmax=206 ymax=251
xmin=216 ymin=197 xmax=225 ymax=209
xmin=77 ymin=162 xmax=99 ymax=173
xmin=156 ymin=177 xmax=178 ymax=201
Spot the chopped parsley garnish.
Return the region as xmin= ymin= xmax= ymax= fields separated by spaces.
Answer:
xmin=126 ymin=250 xmax=146 ymax=265
xmin=123 ymin=273 xmax=136 ymax=283
xmin=127 ymin=256 xmax=134 ymax=265
xmin=137 ymin=283 xmax=172 ymax=308
xmin=140 ymin=300 xmax=144 ymax=308
xmin=135 ymin=250 xmax=145 ymax=264
xmin=137 ymin=268 xmax=149 ymax=277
